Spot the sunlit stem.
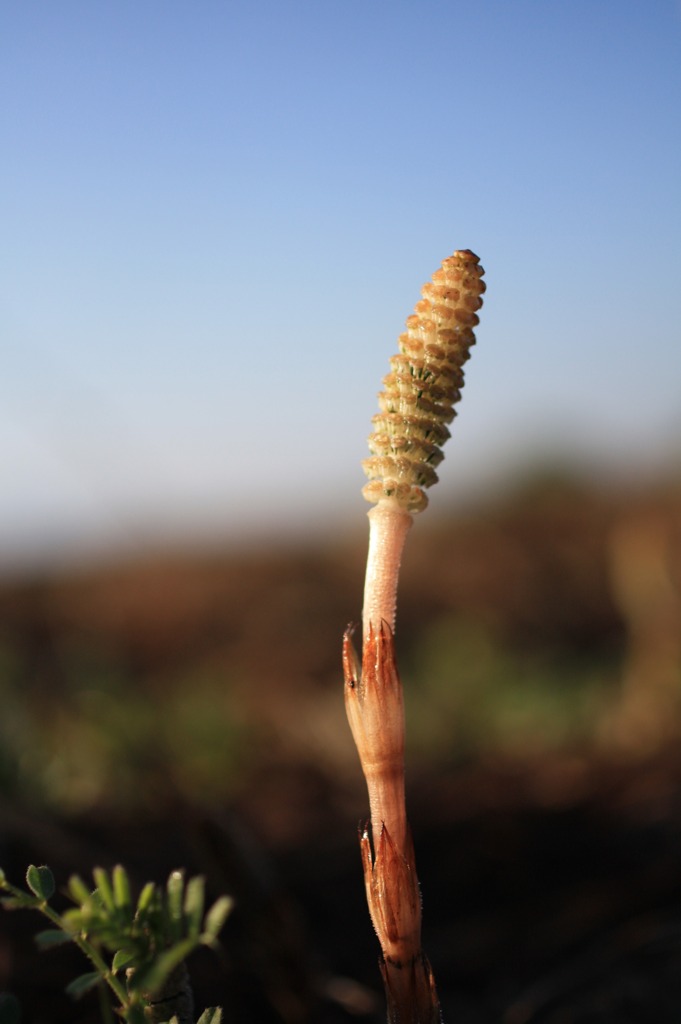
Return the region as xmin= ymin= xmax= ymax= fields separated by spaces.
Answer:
xmin=362 ymin=502 xmax=413 ymax=638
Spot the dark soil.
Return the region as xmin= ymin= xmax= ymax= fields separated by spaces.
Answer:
xmin=3 ymin=749 xmax=681 ymax=1023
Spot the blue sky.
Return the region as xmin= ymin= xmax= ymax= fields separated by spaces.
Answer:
xmin=2 ymin=1 xmax=680 ymax=567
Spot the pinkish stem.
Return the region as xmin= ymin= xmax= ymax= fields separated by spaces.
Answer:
xmin=362 ymin=502 xmax=413 ymax=638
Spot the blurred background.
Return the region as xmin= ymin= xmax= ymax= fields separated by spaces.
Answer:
xmin=1 ymin=2 xmax=681 ymax=1022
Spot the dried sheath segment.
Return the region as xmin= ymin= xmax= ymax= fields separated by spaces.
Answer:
xmin=363 ymin=250 xmax=485 ymax=513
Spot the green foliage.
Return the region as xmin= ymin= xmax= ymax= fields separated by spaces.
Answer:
xmin=404 ymin=616 xmax=616 ymax=759
xmin=196 ymin=1010 xmax=222 ymax=1024
xmin=0 ymin=634 xmax=249 ymax=815
xmin=25 ymin=865 xmax=55 ymax=901
xmin=0 ymin=864 xmax=231 ymax=1023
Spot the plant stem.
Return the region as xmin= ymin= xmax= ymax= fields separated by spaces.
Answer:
xmin=21 ymin=896 xmax=131 ymax=1009
xmin=362 ymin=502 xmax=413 ymax=637
xmin=344 ymin=622 xmax=440 ymax=1023
xmin=346 ymin=249 xmax=485 ymax=1021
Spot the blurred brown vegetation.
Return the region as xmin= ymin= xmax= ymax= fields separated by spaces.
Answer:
xmin=1 ymin=470 xmax=681 ymax=1022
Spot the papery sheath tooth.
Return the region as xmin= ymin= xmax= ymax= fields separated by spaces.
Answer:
xmin=367 ymin=433 xmax=444 ymax=468
xmin=362 ymin=480 xmax=428 ymax=514
xmin=362 ymin=455 xmax=439 ymax=490
xmin=371 ymin=412 xmax=451 ymax=448
xmin=363 ymin=250 xmax=485 ymax=512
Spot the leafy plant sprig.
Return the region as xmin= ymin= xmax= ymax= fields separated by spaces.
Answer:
xmin=0 ymin=864 xmax=232 ymax=1024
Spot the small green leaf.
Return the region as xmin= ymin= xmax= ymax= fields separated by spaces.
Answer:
xmin=58 ymin=908 xmax=85 ymax=933
xmin=1 ymin=896 xmax=36 ymax=911
xmin=183 ymin=875 xmax=205 ymax=938
xmin=111 ymin=948 xmax=138 ymax=972
xmin=196 ymin=1009 xmax=222 ymax=1024
xmin=112 ymin=865 xmax=131 ymax=911
xmin=25 ymin=866 xmax=55 ymax=901
xmin=34 ymin=929 xmax=72 ymax=950
xmin=65 ymin=972 xmax=102 ymax=1000
xmin=136 ymin=881 xmax=156 ymax=914
xmin=0 ymin=868 xmax=6 ymax=886
xmin=202 ymin=896 xmax=233 ymax=943
xmin=165 ymin=871 xmax=184 ymax=943
xmin=0 ymin=993 xmax=21 ymax=1024
xmin=92 ymin=868 xmax=115 ymax=911
xmin=67 ymin=874 xmax=92 ymax=906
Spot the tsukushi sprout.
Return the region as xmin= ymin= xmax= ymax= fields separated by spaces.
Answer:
xmin=344 ymin=250 xmax=485 ymax=1023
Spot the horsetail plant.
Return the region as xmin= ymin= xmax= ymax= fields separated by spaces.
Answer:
xmin=343 ymin=250 xmax=485 ymax=1022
